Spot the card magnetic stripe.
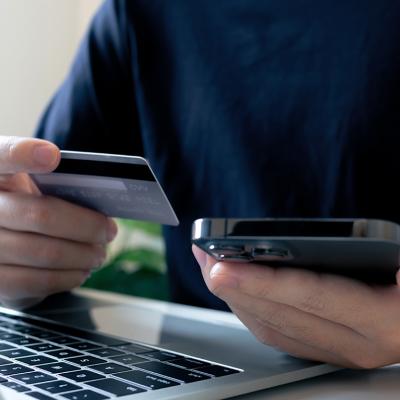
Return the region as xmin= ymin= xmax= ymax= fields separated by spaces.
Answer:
xmin=54 ymin=159 xmax=156 ymax=181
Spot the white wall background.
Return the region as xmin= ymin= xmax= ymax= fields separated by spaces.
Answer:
xmin=0 ymin=0 xmax=102 ymax=137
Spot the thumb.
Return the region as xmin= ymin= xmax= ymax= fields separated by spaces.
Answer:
xmin=0 ymin=136 xmax=60 ymax=175
xmin=192 ymin=244 xmax=207 ymax=268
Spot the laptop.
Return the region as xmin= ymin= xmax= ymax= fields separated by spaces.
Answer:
xmin=0 ymin=289 xmax=339 ymax=400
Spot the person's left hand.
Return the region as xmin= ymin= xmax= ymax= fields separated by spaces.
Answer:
xmin=193 ymin=245 xmax=400 ymax=369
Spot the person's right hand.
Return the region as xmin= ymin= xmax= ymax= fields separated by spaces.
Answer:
xmin=0 ymin=136 xmax=118 ymax=310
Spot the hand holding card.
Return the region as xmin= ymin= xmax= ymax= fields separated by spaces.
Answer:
xmin=31 ymin=151 xmax=179 ymax=226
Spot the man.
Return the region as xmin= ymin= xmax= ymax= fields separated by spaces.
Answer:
xmin=1 ymin=0 xmax=400 ymax=368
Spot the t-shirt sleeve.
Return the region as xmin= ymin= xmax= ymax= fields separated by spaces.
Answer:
xmin=35 ymin=0 xmax=143 ymax=155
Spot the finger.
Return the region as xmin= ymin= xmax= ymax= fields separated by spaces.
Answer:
xmin=207 ymin=262 xmax=382 ymax=330
xmin=216 ymin=285 xmax=376 ymax=363
xmin=0 ymin=137 xmax=60 ymax=174
xmin=230 ymin=306 xmax=354 ymax=367
xmin=0 ymin=265 xmax=89 ymax=303
xmin=192 ymin=245 xmax=207 ymax=269
xmin=0 ymin=192 xmax=117 ymax=244
xmin=230 ymin=296 xmax=397 ymax=368
xmin=0 ymin=228 xmax=106 ymax=270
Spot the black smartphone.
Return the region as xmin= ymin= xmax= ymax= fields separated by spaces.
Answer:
xmin=191 ymin=218 xmax=400 ymax=284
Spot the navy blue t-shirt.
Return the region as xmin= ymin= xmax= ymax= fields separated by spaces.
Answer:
xmin=36 ymin=0 xmax=400 ymax=310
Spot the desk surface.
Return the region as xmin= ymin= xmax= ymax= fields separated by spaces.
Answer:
xmin=29 ymin=289 xmax=400 ymax=400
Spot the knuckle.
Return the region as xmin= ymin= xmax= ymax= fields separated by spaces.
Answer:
xmin=288 ymin=273 xmax=327 ymax=313
xmin=253 ymin=282 xmax=272 ymax=299
xmin=299 ymin=291 xmax=327 ymax=313
xmin=262 ymin=307 xmax=287 ymax=331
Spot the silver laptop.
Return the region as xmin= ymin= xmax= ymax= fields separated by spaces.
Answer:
xmin=0 ymin=289 xmax=339 ymax=400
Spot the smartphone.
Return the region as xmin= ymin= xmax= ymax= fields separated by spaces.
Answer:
xmin=191 ymin=218 xmax=400 ymax=284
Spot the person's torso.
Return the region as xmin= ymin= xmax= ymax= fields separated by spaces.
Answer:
xmin=121 ymin=0 xmax=400 ymax=308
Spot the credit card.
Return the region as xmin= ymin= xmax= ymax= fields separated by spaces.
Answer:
xmin=31 ymin=151 xmax=179 ymax=226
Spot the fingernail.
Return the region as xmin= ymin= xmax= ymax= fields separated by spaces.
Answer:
xmin=107 ymin=218 xmax=118 ymax=242
xmin=210 ymin=263 xmax=239 ymax=288
xmin=33 ymin=144 xmax=58 ymax=166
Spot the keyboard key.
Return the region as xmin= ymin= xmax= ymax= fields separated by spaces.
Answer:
xmin=32 ymin=331 xmax=59 ymax=339
xmin=137 ymin=361 xmax=210 ymax=383
xmin=28 ymin=343 xmax=62 ymax=352
xmin=67 ymin=356 xmax=107 ymax=367
xmin=1 ymin=380 xmax=31 ymax=392
xmin=87 ymin=348 xmax=125 ymax=358
xmin=8 ymin=337 xmax=41 ymax=346
xmin=167 ymin=357 xmax=211 ymax=369
xmin=144 ymin=351 xmax=181 ymax=362
xmin=47 ymin=349 xmax=83 ymax=359
xmin=0 ymin=343 xmax=16 ymax=351
xmin=49 ymin=336 xmax=78 ymax=345
xmin=66 ymin=341 xmax=102 ymax=351
xmin=61 ymin=390 xmax=108 ymax=400
xmin=116 ymin=344 xmax=152 ymax=354
xmin=12 ymin=326 xmax=42 ymax=335
xmin=109 ymin=354 xmax=147 ymax=365
xmin=69 ymin=333 xmax=129 ymax=347
xmin=35 ymin=380 xmax=81 ymax=394
xmin=86 ymin=378 xmax=146 ymax=396
xmin=60 ymin=370 xmax=105 ymax=383
xmin=89 ymin=363 xmax=131 ymax=375
xmin=38 ymin=362 xmax=79 ymax=374
xmin=1 ymin=348 xmax=36 ymax=358
xmin=0 ymin=332 xmax=22 ymax=341
xmin=17 ymin=355 xmax=56 ymax=366
xmin=0 ymin=356 xmax=13 ymax=365
xmin=0 ymin=363 xmax=33 ymax=375
xmin=195 ymin=364 xmax=240 ymax=377
xmin=12 ymin=371 xmax=55 ymax=384
xmin=115 ymin=370 xmax=180 ymax=390
xmin=28 ymin=392 xmax=56 ymax=400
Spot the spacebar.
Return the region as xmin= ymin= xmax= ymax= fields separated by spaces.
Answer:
xmin=137 ymin=361 xmax=210 ymax=383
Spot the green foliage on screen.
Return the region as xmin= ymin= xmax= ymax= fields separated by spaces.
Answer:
xmin=82 ymin=220 xmax=169 ymax=301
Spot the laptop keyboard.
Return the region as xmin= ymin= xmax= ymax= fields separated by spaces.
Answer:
xmin=0 ymin=311 xmax=241 ymax=399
